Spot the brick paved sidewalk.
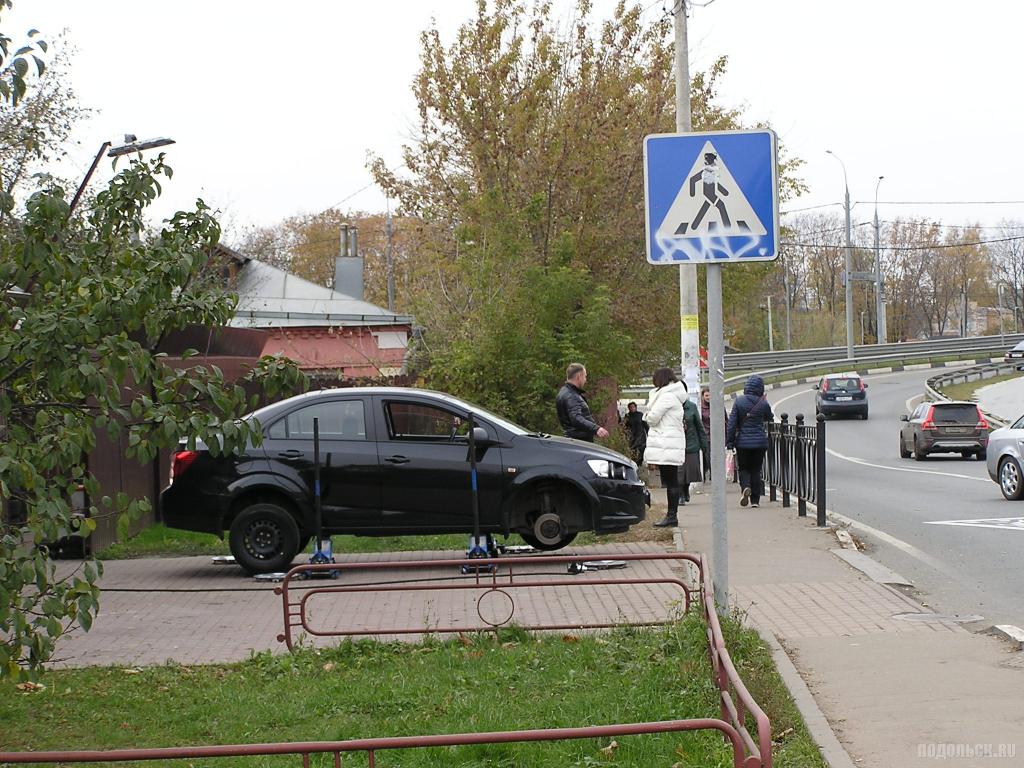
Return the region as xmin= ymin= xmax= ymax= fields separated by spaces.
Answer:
xmin=49 ymin=542 xmax=687 ymax=669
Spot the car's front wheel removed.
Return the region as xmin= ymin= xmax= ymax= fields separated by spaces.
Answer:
xmin=520 ymin=511 xmax=578 ymax=551
xmin=229 ymin=502 xmax=301 ymax=574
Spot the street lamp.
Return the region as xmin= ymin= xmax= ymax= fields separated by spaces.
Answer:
xmin=826 ymin=149 xmax=854 ymax=360
xmin=68 ymin=134 xmax=176 ymax=216
xmin=759 ymin=296 xmax=775 ymax=352
xmin=873 ymin=175 xmax=885 ymax=344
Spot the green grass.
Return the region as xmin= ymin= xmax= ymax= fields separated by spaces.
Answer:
xmin=0 ymin=614 xmax=825 ymax=767
xmin=938 ymin=371 xmax=1021 ymax=403
xmin=98 ymin=524 xmax=603 ymax=560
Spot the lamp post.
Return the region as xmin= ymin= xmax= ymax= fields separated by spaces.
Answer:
xmin=998 ymin=283 xmax=1006 ymax=346
xmin=873 ymin=175 xmax=886 ymax=344
xmin=826 ymin=150 xmax=854 ymax=360
xmin=68 ymin=134 xmax=176 ymax=216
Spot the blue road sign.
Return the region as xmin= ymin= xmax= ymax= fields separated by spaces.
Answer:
xmin=643 ymin=129 xmax=779 ymax=263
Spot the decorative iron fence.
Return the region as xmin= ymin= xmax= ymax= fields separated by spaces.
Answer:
xmin=765 ymin=413 xmax=826 ymax=526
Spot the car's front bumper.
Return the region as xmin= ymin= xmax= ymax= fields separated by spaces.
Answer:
xmin=593 ymin=481 xmax=648 ymax=532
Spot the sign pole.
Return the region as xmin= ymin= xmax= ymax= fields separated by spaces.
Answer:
xmin=706 ymin=263 xmax=728 ymax=611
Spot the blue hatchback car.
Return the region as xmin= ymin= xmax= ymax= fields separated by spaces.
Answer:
xmin=814 ymin=373 xmax=869 ymax=420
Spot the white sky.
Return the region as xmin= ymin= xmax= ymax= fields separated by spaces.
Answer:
xmin=10 ymin=1 xmax=1023 ymax=242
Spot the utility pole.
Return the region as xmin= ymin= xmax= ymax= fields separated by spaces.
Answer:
xmin=827 ymin=150 xmax=855 ymax=360
xmin=783 ymin=258 xmax=792 ymax=349
xmin=873 ymin=176 xmax=886 ymax=343
xmin=767 ymin=295 xmax=774 ymax=351
xmin=998 ymin=283 xmax=1006 ymax=346
xmin=385 ymin=206 xmax=396 ymax=312
xmin=675 ymin=0 xmax=727 ymax=611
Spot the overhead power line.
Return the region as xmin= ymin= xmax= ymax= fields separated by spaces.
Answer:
xmin=782 ymin=234 xmax=1024 ymax=251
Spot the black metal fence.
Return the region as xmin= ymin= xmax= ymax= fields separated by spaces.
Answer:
xmin=764 ymin=413 xmax=826 ymax=526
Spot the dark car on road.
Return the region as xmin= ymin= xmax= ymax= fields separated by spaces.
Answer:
xmin=899 ymin=401 xmax=989 ymax=461
xmin=161 ymin=388 xmax=648 ymax=573
xmin=813 ymin=373 xmax=869 ymax=419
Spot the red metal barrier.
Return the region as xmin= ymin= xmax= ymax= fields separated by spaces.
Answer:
xmin=0 ymin=551 xmax=773 ymax=767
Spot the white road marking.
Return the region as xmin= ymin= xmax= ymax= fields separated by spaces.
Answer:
xmin=925 ymin=517 xmax=1024 ymax=531
xmin=827 ymin=510 xmax=954 ymax=576
xmin=825 ymin=446 xmax=989 ymax=482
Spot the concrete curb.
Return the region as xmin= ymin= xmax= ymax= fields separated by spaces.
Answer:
xmin=992 ymin=624 xmax=1024 ymax=649
xmin=754 ymin=627 xmax=859 ymax=768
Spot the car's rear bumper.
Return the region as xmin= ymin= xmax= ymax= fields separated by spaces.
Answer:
xmin=919 ymin=437 xmax=988 ymax=453
xmin=819 ymin=399 xmax=867 ymax=414
xmin=160 ymin=483 xmax=228 ymax=536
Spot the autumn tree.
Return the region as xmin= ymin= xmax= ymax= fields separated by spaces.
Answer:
xmin=0 ymin=7 xmax=301 ymax=678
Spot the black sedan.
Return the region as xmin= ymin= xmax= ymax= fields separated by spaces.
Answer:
xmin=161 ymin=388 xmax=648 ymax=573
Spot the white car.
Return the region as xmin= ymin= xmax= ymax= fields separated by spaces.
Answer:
xmin=987 ymin=414 xmax=1024 ymax=499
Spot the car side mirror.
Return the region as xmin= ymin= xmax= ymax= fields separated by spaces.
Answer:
xmin=863 ymin=383 xmax=869 ymax=388
xmin=900 ymin=415 xmax=909 ymax=422
xmin=812 ymin=384 xmax=819 ymax=390
xmin=471 ymin=427 xmax=491 ymax=445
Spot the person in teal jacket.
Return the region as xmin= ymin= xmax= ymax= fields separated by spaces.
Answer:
xmin=680 ymin=382 xmax=708 ymax=503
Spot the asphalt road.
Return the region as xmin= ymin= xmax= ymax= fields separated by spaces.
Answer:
xmin=765 ymin=368 xmax=1024 ymax=629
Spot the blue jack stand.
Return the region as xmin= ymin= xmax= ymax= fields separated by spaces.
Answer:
xmin=305 ymin=536 xmax=339 ymax=579
xmin=460 ymin=534 xmax=496 ymax=574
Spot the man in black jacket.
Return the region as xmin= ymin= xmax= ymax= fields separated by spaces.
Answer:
xmin=556 ymin=363 xmax=609 ymax=442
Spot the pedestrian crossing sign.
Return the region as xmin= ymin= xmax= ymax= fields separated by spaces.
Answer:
xmin=643 ymin=129 xmax=779 ymax=263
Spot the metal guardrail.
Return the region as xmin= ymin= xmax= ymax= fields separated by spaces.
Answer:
xmin=0 ymin=552 xmax=774 ymax=768
xmin=765 ymin=413 xmax=826 ymax=526
xmin=726 ymin=332 xmax=1024 ymax=371
xmin=925 ymin=361 xmax=1021 ymax=428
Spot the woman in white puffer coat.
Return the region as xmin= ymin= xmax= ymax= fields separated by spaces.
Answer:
xmin=643 ymin=367 xmax=689 ymax=528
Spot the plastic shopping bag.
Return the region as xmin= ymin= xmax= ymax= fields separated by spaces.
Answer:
xmin=725 ymin=449 xmax=736 ymax=479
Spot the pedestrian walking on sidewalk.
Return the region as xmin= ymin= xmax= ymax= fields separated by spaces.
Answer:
xmin=700 ymin=386 xmax=728 ymax=482
xmin=556 ymin=363 xmax=609 ymax=443
xmin=681 ymin=383 xmax=708 ymax=503
xmin=726 ymin=374 xmax=773 ymax=508
xmin=643 ymin=367 xmax=688 ymax=527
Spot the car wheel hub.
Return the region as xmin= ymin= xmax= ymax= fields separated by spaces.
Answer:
xmin=1001 ymin=462 xmax=1020 ymax=496
xmin=245 ymin=520 xmax=281 ymax=559
xmin=532 ymin=512 xmax=564 ymax=547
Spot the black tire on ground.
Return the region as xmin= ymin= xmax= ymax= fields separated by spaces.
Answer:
xmin=519 ymin=531 xmax=578 ymax=551
xmin=999 ymin=456 xmax=1024 ymax=500
xmin=976 ymin=450 xmax=987 ymax=461
xmin=899 ymin=438 xmax=911 ymax=459
xmin=229 ymin=502 xmax=301 ymax=574
xmin=861 ymin=410 xmax=869 ymax=420
xmin=960 ymin=451 xmax=972 ymax=459
xmin=913 ymin=438 xmax=927 ymax=462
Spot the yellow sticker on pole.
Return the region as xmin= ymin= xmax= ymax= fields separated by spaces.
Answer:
xmin=680 ymin=314 xmax=700 ymax=331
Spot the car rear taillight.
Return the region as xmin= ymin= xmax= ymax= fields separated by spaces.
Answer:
xmin=170 ymin=450 xmax=199 ymax=484
xmin=821 ymin=379 xmax=830 ymax=392
xmin=976 ymin=408 xmax=989 ymax=430
xmin=921 ymin=406 xmax=937 ymax=430
xmin=858 ymin=378 xmax=865 ymax=391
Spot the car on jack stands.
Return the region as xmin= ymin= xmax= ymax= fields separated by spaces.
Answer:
xmin=161 ymin=387 xmax=649 ymax=574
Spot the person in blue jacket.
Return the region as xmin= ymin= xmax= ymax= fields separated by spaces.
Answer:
xmin=726 ymin=374 xmax=773 ymax=508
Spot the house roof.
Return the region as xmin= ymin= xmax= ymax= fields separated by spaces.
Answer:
xmin=228 ymin=258 xmax=413 ymax=329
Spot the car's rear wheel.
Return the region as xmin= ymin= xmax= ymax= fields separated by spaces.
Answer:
xmin=913 ymin=438 xmax=927 ymax=461
xmin=861 ymin=410 xmax=869 ymax=420
xmin=999 ymin=457 xmax=1024 ymax=500
xmin=229 ymin=502 xmax=301 ymax=574
xmin=976 ymin=450 xmax=987 ymax=461
xmin=899 ymin=437 xmax=911 ymax=459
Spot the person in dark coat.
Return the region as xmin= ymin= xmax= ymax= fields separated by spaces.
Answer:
xmin=700 ymin=386 xmax=728 ymax=482
xmin=726 ymin=374 xmax=773 ymax=508
xmin=680 ymin=383 xmax=708 ymax=503
xmin=623 ymin=402 xmax=647 ymax=463
xmin=555 ymin=363 xmax=609 ymax=442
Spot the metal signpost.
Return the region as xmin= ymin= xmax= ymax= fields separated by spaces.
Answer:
xmin=643 ymin=129 xmax=779 ymax=610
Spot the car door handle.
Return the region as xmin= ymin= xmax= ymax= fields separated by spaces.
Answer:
xmin=277 ymin=450 xmax=303 ymax=459
xmin=385 ymin=455 xmax=410 ymax=464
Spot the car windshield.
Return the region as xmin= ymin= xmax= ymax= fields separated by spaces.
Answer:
xmin=1014 ymin=342 xmax=1024 ymax=352
xmin=931 ymin=404 xmax=979 ymax=424
xmin=827 ymin=377 xmax=861 ymax=391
